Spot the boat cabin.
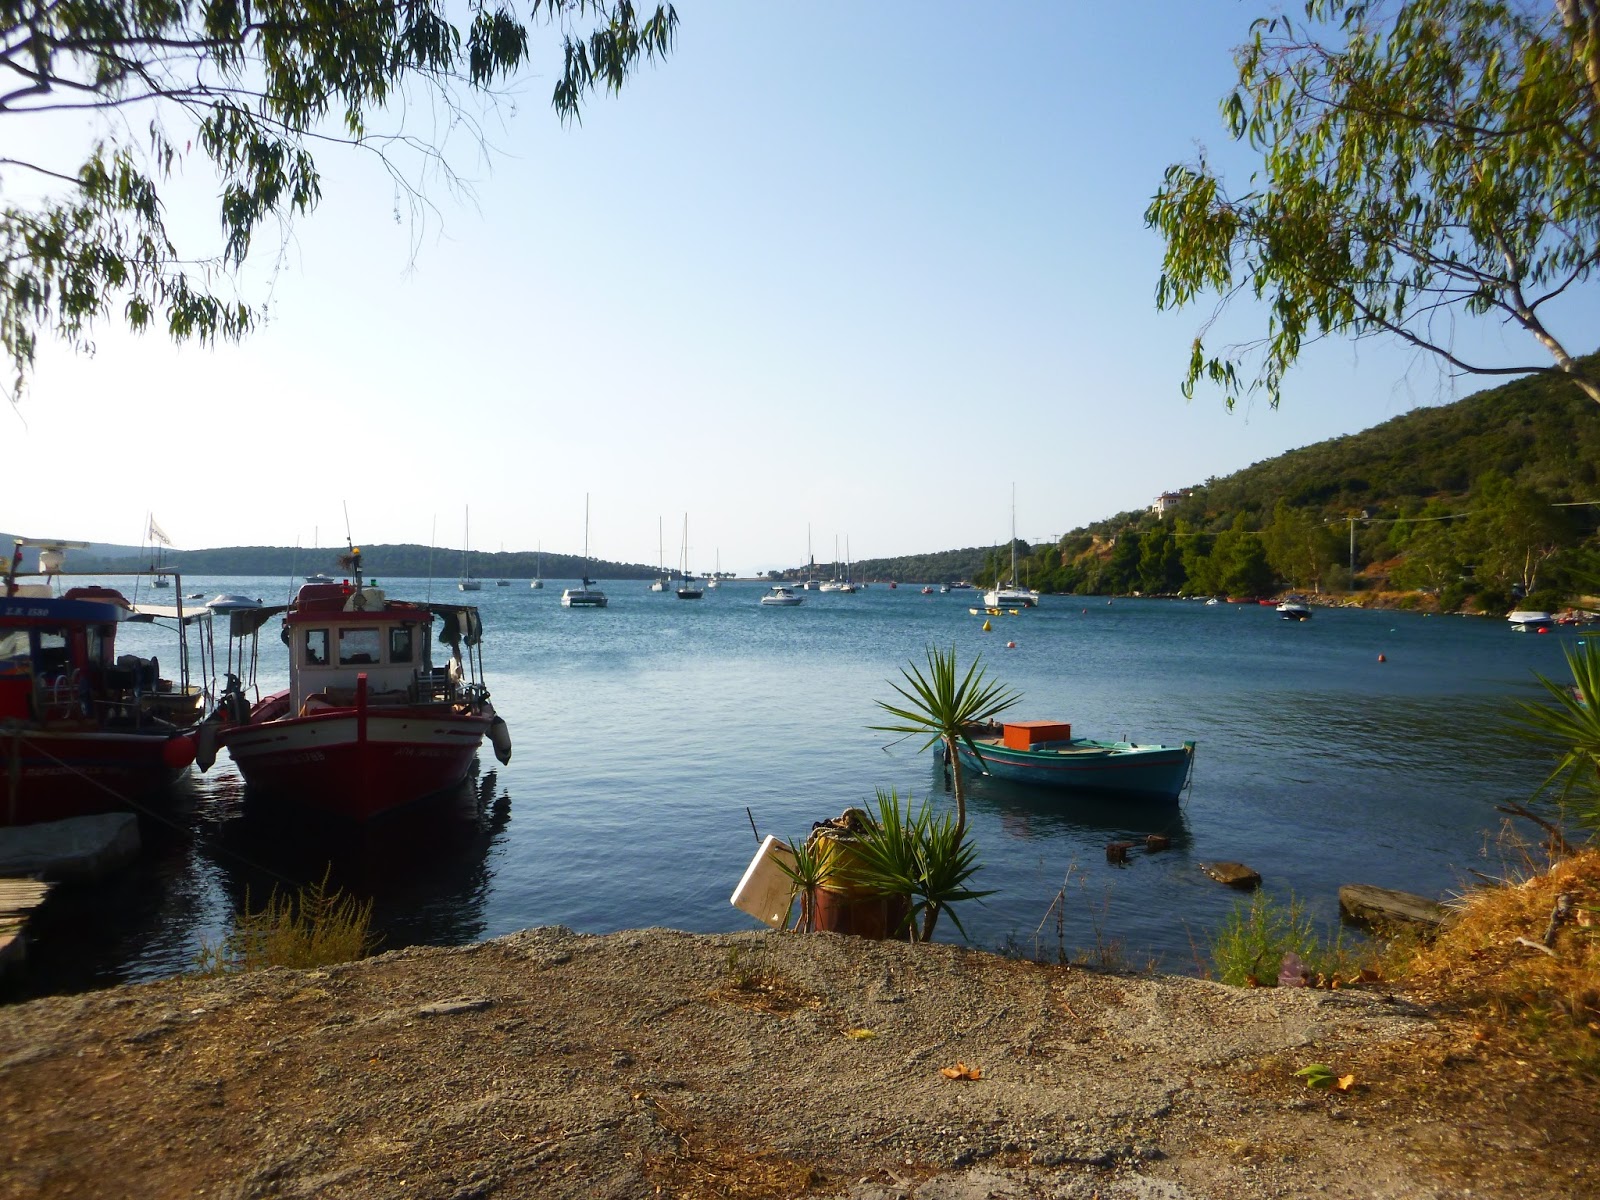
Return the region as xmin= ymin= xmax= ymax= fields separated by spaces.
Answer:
xmin=0 ymin=587 xmax=169 ymax=725
xmin=278 ymin=582 xmax=479 ymax=712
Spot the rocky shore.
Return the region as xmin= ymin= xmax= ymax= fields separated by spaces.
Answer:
xmin=1 ymin=927 xmax=1594 ymax=1199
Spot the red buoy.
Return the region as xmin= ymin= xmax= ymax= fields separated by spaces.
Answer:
xmin=162 ymin=733 xmax=198 ymax=769
xmin=1006 ymin=641 xmax=1016 ymax=649
xmin=1377 ymin=653 xmax=1387 ymax=663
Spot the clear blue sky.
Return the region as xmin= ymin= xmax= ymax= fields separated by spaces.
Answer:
xmin=9 ymin=1 xmax=1580 ymax=574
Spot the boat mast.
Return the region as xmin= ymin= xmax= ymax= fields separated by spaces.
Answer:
xmin=1009 ymin=484 xmax=1018 ymax=586
xmin=583 ymin=494 xmax=593 ymax=587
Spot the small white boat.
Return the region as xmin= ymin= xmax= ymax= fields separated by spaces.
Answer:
xmin=530 ymin=543 xmax=544 ymax=589
xmin=1507 ymin=610 xmax=1553 ymax=631
xmin=1277 ymin=599 xmax=1311 ymax=621
xmin=305 ymin=572 xmax=334 ymax=585
xmin=759 ymin=586 xmax=803 ymax=607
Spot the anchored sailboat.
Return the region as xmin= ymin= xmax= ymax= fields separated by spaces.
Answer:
xmin=561 ymin=496 xmax=608 ymax=608
xmin=458 ymin=508 xmax=481 ymax=592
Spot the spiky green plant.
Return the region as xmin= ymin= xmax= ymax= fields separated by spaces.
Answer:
xmin=1509 ymin=639 xmax=1600 ymax=837
xmin=845 ymin=787 xmax=996 ymax=942
xmin=772 ymin=832 xmax=830 ymax=932
xmin=870 ymin=645 xmax=1021 ymax=841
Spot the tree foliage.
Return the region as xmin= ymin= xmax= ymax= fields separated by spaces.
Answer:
xmin=0 ymin=0 xmax=677 ymax=400
xmin=1147 ymin=0 xmax=1600 ymax=407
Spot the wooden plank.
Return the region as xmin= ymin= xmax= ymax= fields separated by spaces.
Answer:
xmin=1339 ymin=884 xmax=1448 ymax=931
xmin=0 ymin=877 xmax=52 ymax=975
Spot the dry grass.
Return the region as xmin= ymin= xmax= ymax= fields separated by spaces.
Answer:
xmin=639 ymin=1094 xmax=826 ymax=1198
xmin=1399 ymin=847 xmax=1600 ymax=1073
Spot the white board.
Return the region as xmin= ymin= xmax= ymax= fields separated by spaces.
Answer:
xmin=730 ymin=834 xmax=797 ymax=929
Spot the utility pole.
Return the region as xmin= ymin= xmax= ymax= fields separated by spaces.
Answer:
xmin=1348 ymin=515 xmax=1358 ymax=591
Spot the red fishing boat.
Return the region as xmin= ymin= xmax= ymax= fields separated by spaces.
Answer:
xmin=1 ymin=539 xmax=202 ymax=826
xmin=210 ymin=548 xmax=511 ymax=820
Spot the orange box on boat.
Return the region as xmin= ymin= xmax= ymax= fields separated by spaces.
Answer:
xmin=1002 ymin=721 xmax=1071 ymax=749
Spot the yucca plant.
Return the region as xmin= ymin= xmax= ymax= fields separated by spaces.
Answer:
xmin=870 ymin=645 xmax=1021 ymax=841
xmin=772 ymin=831 xmax=831 ymax=932
xmin=1509 ymin=639 xmax=1600 ymax=837
xmin=846 ymin=787 xmax=996 ymax=942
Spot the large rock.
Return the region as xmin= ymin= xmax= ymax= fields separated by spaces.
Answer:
xmin=0 ymin=812 xmax=141 ymax=881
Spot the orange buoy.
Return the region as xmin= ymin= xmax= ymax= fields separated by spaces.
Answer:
xmin=1006 ymin=640 xmax=1016 ymax=649
xmin=1377 ymin=653 xmax=1387 ymax=662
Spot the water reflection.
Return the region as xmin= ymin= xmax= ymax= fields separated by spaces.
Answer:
xmin=201 ymin=762 xmax=513 ymax=952
xmin=965 ymin=774 xmax=1193 ymax=848
xmin=926 ymin=755 xmax=1193 ymax=847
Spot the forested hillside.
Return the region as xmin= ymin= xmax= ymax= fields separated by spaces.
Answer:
xmin=3 ymin=541 xmax=654 ymax=582
xmin=854 ymin=363 xmax=1600 ymax=611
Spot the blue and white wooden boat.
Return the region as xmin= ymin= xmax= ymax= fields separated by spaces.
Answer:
xmin=944 ymin=721 xmax=1196 ymax=802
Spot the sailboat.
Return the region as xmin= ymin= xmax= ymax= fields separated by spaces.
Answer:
xmin=983 ymin=486 xmax=1037 ymax=608
xmin=802 ymin=525 xmax=820 ymax=590
xmin=147 ymin=513 xmax=173 ymax=587
xmin=529 ymin=543 xmax=544 ymax=589
xmin=561 ymin=496 xmax=608 ymax=608
xmin=839 ymin=536 xmax=858 ymax=593
xmin=706 ymin=550 xmax=721 ymax=589
xmin=458 ymin=508 xmax=482 ymax=592
xmin=305 ymin=524 xmax=334 ymax=584
xmin=675 ymin=515 xmax=703 ymax=600
xmin=819 ymin=536 xmax=846 ymax=592
xmin=649 ymin=517 xmax=669 ymax=592
xmin=496 ymin=541 xmax=510 ymax=585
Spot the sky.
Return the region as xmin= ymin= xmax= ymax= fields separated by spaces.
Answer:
xmin=7 ymin=1 xmax=1586 ymax=575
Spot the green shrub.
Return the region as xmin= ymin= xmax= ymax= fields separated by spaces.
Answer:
xmin=1209 ymin=890 xmax=1358 ymax=986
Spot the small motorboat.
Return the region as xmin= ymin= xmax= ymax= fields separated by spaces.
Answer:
xmin=943 ymin=721 xmax=1195 ymax=802
xmin=921 ymin=586 xmax=934 ymax=595
xmin=1277 ymin=599 xmax=1311 ymax=621
xmin=759 ymin=586 xmax=804 ymax=607
xmin=1507 ymin=610 xmax=1554 ymax=631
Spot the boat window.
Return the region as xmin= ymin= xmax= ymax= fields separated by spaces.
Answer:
xmin=338 ymin=627 xmax=381 ymax=666
xmin=304 ymin=629 xmax=329 ymax=666
xmin=86 ymin=626 xmax=113 ymax=665
xmin=36 ymin=631 xmax=69 ymax=676
xmin=388 ymin=626 xmax=414 ymax=664
xmin=0 ymin=630 xmax=29 ymax=670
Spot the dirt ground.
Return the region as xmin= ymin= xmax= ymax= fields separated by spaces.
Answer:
xmin=1 ymin=926 xmax=1595 ymax=1199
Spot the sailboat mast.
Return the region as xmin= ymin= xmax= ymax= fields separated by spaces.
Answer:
xmin=1010 ymin=485 xmax=1018 ymax=584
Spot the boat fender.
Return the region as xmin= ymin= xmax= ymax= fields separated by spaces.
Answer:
xmin=195 ymin=722 xmax=218 ymax=771
xmin=489 ymin=715 xmax=513 ymax=765
xmin=162 ymin=733 xmax=198 ymax=769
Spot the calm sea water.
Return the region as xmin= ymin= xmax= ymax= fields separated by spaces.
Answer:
xmin=14 ymin=577 xmax=1584 ymax=995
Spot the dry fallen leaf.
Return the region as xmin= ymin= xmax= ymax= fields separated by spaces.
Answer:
xmin=939 ymin=1061 xmax=982 ymax=1081
xmin=1336 ymin=1074 xmax=1356 ymax=1091
xmin=845 ymin=1028 xmax=876 ymax=1040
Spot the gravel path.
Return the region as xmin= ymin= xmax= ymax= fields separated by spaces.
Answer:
xmin=1 ymin=927 xmax=1593 ymax=1199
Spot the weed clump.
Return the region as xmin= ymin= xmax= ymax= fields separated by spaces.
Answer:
xmin=196 ymin=869 xmax=376 ymax=974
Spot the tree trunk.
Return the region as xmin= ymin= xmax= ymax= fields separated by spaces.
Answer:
xmin=946 ymin=734 xmax=967 ymax=843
